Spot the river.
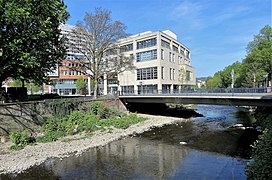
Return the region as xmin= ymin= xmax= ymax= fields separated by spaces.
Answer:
xmin=1 ymin=105 xmax=258 ymax=179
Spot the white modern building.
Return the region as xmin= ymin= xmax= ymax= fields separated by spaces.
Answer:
xmin=113 ymin=30 xmax=196 ymax=94
xmin=48 ymin=24 xmax=196 ymax=96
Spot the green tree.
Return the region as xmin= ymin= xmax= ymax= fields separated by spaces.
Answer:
xmin=76 ymin=76 xmax=85 ymax=95
xmin=241 ymin=25 xmax=272 ymax=87
xmin=0 ymin=0 xmax=69 ymax=87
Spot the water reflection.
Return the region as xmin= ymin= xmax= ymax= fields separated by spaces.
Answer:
xmin=1 ymin=137 xmax=248 ymax=179
xmin=1 ymin=105 xmax=254 ymax=179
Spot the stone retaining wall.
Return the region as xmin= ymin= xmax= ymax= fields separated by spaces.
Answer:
xmin=0 ymin=98 xmax=126 ymax=135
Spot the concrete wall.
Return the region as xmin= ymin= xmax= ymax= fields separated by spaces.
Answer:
xmin=0 ymin=98 xmax=126 ymax=136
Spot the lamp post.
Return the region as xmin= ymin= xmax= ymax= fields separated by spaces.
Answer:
xmin=252 ymin=72 xmax=256 ymax=88
xmin=231 ymin=69 xmax=234 ymax=96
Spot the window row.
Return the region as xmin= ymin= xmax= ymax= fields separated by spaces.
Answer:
xmin=61 ymin=70 xmax=83 ymax=76
xmin=136 ymin=49 xmax=157 ymax=62
xmin=137 ymin=38 xmax=157 ymax=49
xmin=161 ymin=49 xmax=185 ymax=64
xmin=120 ymin=43 xmax=133 ymax=53
xmin=137 ymin=67 xmax=158 ymax=80
xmin=161 ymin=67 xmax=176 ymax=80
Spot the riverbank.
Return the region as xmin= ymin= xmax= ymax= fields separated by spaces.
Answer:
xmin=0 ymin=114 xmax=191 ymax=175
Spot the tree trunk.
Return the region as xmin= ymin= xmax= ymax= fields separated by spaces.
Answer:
xmin=94 ymin=78 xmax=98 ymax=99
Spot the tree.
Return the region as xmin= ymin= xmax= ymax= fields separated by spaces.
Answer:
xmin=76 ymin=76 xmax=85 ymax=95
xmin=71 ymin=7 xmax=134 ymax=98
xmin=241 ymin=25 xmax=272 ymax=87
xmin=0 ymin=0 xmax=69 ymax=87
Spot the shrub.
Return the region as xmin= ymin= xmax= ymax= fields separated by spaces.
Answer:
xmin=43 ymin=116 xmax=67 ymax=133
xmin=247 ymin=129 xmax=272 ymax=179
xmin=10 ymin=130 xmax=30 ymax=146
xmin=89 ymin=101 xmax=108 ymax=119
xmin=96 ymin=113 xmax=145 ymax=129
xmin=37 ymin=131 xmax=65 ymax=143
xmin=66 ymin=111 xmax=100 ymax=134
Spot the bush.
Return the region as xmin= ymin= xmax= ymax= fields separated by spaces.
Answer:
xmin=89 ymin=102 xmax=108 ymax=119
xmin=247 ymin=107 xmax=272 ymax=179
xmin=247 ymin=129 xmax=272 ymax=179
xmin=37 ymin=131 xmax=65 ymax=143
xmin=96 ymin=113 xmax=145 ymax=129
xmin=9 ymin=130 xmax=34 ymax=150
xmin=43 ymin=116 xmax=67 ymax=133
xmin=66 ymin=111 xmax=100 ymax=134
xmin=10 ymin=130 xmax=30 ymax=146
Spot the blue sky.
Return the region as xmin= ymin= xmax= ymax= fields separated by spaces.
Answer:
xmin=64 ymin=0 xmax=271 ymax=77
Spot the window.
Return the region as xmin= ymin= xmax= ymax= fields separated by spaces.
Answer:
xmin=170 ymin=68 xmax=172 ymax=80
xmin=161 ymin=39 xmax=170 ymax=49
xmin=130 ymin=54 xmax=134 ymax=63
xmin=136 ymin=49 xmax=157 ymax=62
xmin=173 ymin=45 xmax=179 ymax=53
xmin=69 ymin=70 xmax=74 ymax=76
xmin=161 ymin=67 xmax=164 ymax=79
xmin=173 ymin=53 xmax=175 ymax=63
xmin=169 ymin=52 xmax=172 ymax=62
xmin=186 ymin=70 xmax=191 ymax=81
xmin=137 ymin=67 xmax=158 ymax=80
xmin=120 ymin=43 xmax=133 ymax=53
xmin=173 ymin=69 xmax=175 ymax=80
xmin=161 ymin=49 xmax=164 ymax=60
xmin=61 ymin=70 xmax=68 ymax=76
xmin=186 ymin=50 xmax=190 ymax=58
xmin=137 ymin=38 xmax=157 ymax=49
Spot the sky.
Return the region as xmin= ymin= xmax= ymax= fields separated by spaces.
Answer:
xmin=64 ymin=0 xmax=271 ymax=77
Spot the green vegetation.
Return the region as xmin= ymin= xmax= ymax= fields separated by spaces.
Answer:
xmin=76 ymin=76 xmax=86 ymax=95
xmin=0 ymin=0 xmax=69 ymax=99
xmin=9 ymin=130 xmax=31 ymax=150
xmin=247 ymin=108 xmax=272 ymax=179
xmin=206 ymin=25 xmax=271 ymax=88
xmin=9 ymin=101 xmax=145 ymax=150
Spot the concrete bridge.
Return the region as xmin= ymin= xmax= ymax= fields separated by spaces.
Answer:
xmin=119 ymin=89 xmax=272 ymax=107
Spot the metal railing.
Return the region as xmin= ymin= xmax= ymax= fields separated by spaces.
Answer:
xmin=119 ymin=88 xmax=269 ymax=96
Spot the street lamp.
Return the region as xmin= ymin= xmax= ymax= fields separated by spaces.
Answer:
xmin=231 ymin=69 xmax=234 ymax=96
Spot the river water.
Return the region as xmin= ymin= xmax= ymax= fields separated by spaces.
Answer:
xmin=1 ymin=105 xmax=257 ymax=179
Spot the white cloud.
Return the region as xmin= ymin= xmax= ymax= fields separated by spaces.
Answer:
xmin=215 ymin=5 xmax=251 ymax=22
xmin=171 ymin=1 xmax=205 ymax=29
xmin=173 ymin=1 xmax=203 ymax=17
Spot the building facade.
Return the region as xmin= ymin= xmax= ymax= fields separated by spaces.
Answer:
xmin=115 ymin=30 xmax=196 ymax=94
xmin=47 ymin=25 xmax=196 ymax=96
xmin=46 ymin=24 xmax=88 ymax=95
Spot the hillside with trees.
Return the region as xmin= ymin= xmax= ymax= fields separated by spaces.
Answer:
xmin=206 ymin=25 xmax=271 ymax=89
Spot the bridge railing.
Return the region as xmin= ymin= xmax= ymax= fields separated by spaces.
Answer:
xmin=119 ymin=88 xmax=269 ymax=96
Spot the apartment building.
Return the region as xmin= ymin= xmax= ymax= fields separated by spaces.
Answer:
xmin=47 ymin=24 xmax=88 ymax=95
xmin=115 ymin=30 xmax=196 ymax=94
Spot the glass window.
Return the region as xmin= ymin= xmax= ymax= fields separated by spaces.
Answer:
xmin=186 ymin=70 xmax=191 ymax=81
xmin=120 ymin=43 xmax=133 ymax=53
xmin=173 ymin=45 xmax=179 ymax=53
xmin=161 ymin=40 xmax=170 ymax=49
xmin=137 ymin=38 xmax=157 ymax=49
xmin=136 ymin=49 xmax=157 ymax=62
xmin=161 ymin=67 xmax=164 ymax=79
xmin=161 ymin=49 xmax=164 ymax=60
xmin=137 ymin=67 xmax=158 ymax=80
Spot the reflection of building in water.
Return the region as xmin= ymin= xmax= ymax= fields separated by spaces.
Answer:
xmin=45 ymin=137 xmax=190 ymax=179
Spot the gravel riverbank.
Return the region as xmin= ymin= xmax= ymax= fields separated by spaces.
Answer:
xmin=0 ymin=114 xmax=191 ymax=175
